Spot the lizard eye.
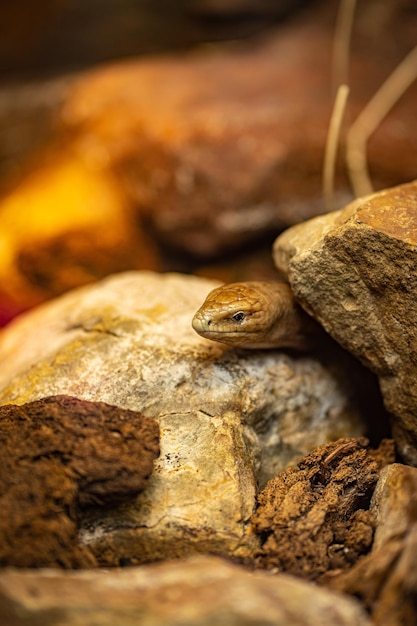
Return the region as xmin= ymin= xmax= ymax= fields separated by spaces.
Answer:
xmin=232 ymin=311 xmax=245 ymax=322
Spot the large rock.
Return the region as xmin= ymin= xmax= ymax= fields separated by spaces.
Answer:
xmin=0 ymin=271 xmax=372 ymax=565
xmin=273 ymin=180 xmax=417 ymax=465
xmin=58 ymin=11 xmax=417 ymax=258
xmin=0 ymin=555 xmax=372 ymax=626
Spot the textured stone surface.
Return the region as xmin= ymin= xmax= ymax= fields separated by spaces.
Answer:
xmin=0 ymin=271 xmax=372 ymax=565
xmin=326 ymin=464 xmax=417 ymax=626
xmin=371 ymin=462 xmax=417 ymax=550
xmin=0 ymin=555 xmax=372 ymax=626
xmin=273 ymin=180 xmax=417 ymax=465
xmin=35 ymin=16 xmax=337 ymax=260
xmin=0 ymin=396 xmax=159 ymax=568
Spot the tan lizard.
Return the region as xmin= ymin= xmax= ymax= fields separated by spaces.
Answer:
xmin=192 ymin=281 xmax=321 ymax=350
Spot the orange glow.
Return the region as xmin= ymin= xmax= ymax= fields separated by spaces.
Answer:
xmin=0 ymin=153 xmax=156 ymax=317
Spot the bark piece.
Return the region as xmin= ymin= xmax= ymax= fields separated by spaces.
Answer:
xmin=252 ymin=437 xmax=395 ymax=580
xmin=0 ymin=395 xmax=159 ymax=568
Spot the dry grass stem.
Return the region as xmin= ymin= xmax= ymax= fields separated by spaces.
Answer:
xmin=332 ymin=0 xmax=357 ymax=94
xmin=323 ymin=84 xmax=350 ymax=213
xmin=346 ymin=45 xmax=417 ymax=198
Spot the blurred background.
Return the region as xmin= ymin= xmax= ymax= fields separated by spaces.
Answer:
xmin=0 ymin=0 xmax=416 ymax=325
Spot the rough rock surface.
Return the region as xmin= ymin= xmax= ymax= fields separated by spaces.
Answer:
xmin=0 ymin=395 xmax=159 ymax=568
xmin=0 ymin=271 xmax=376 ymax=565
xmin=326 ymin=463 xmax=417 ymax=626
xmin=252 ymin=437 xmax=395 ymax=580
xmin=372 ymin=462 xmax=417 ymax=549
xmin=273 ymin=180 xmax=417 ymax=465
xmin=0 ymin=555 xmax=372 ymax=626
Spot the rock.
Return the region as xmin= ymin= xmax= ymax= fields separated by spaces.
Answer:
xmin=59 ymin=10 xmax=417 ymax=258
xmin=324 ymin=464 xmax=417 ymax=626
xmin=0 ymin=396 xmax=159 ymax=568
xmin=252 ymin=437 xmax=395 ymax=580
xmin=0 ymin=271 xmax=375 ymax=565
xmin=0 ymin=555 xmax=372 ymax=626
xmin=273 ymin=180 xmax=417 ymax=465
xmin=371 ymin=462 xmax=417 ymax=549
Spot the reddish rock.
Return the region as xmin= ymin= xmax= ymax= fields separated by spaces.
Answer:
xmin=59 ymin=3 xmax=417 ymax=257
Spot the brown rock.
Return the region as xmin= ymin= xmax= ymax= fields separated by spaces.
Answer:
xmin=0 ymin=555 xmax=372 ymax=626
xmin=252 ymin=437 xmax=395 ymax=580
xmin=325 ymin=464 xmax=417 ymax=626
xmin=63 ymin=7 xmax=417 ymax=258
xmin=54 ymin=17 xmax=336 ymax=258
xmin=28 ymin=6 xmax=417 ymax=252
xmin=0 ymin=395 xmax=159 ymax=568
xmin=273 ymin=180 xmax=417 ymax=465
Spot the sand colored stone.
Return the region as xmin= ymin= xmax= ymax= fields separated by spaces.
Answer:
xmin=0 ymin=555 xmax=372 ymax=626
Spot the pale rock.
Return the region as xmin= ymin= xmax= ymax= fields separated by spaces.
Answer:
xmin=0 ymin=555 xmax=372 ymax=626
xmin=371 ymin=463 xmax=417 ymax=549
xmin=0 ymin=271 xmax=369 ymax=565
xmin=370 ymin=463 xmax=417 ymax=624
xmin=371 ymin=525 xmax=417 ymax=626
xmin=273 ymin=180 xmax=417 ymax=465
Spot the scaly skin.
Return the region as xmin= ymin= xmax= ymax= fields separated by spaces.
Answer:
xmin=192 ymin=281 xmax=321 ymax=350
